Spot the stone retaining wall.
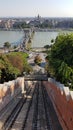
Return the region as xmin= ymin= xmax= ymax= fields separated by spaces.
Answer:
xmin=43 ymin=79 xmax=73 ymax=130
xmin=0 ymin=77 xmax=24 ymax=111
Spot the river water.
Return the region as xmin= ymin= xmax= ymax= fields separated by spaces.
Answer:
xmin=0 ymin=30 xmax=73 ymax=48
xmin=31 ymin=31 xmax=73 ymax=47
xmin=0 ymin=31 xmax=24 ymax=47
xmin=32 ymin=31 xmax=58 ymax=47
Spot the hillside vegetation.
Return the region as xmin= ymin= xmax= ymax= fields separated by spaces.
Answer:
xmin=0 ymin=52 xmax=32 ymax=83
xmin=46 ymin=33 xmax=73 ymax=89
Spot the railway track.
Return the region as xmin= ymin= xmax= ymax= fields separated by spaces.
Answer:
xmin=0 ymin=81 xmax=63 ymax=130
xmin=0 ymin=84 xmax=32 ymax=130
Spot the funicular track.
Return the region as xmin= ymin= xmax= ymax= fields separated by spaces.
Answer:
xmin=0 ymin=81 xmax=62 ymax=130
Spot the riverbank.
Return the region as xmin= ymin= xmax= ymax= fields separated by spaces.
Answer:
xmin=0 ymin=27 xmax=73 ymax=32
xmin=34 ymin=28 xmax=73 ymax=32
xmin=0 ymin=28 xmax=30 ymax=31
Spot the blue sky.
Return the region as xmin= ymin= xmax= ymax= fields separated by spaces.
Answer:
xmin=0 ymin=0 xmax=73 ymax=17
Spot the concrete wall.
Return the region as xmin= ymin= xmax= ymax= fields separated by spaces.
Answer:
xmin=43 ymin=79 xmax=73 ymax=130
xmin=0 ymin=77 xmax=24 ymax=111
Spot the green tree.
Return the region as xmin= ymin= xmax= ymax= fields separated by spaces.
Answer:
xmin=0 ymin=54 xmax=20 ymax=83
xmin=47 ymin=33 xmax=73 ymax=87
xmin=0 ymin=52 xmax=32 ymax=83
xmin=44 ymin=45 xmax=50 ymax=49
xmin=4 ymin=42 xmax=11 ymax=49
xmin=34 ymin=55 xmax=42 ymax=65
xmin=51 ymin=39 xmax=54 ymax=43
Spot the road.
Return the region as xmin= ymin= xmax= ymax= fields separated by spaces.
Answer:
xmin=27 ymin=51 xmax=47 ymax=74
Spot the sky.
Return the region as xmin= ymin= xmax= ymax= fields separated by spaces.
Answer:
xmin=0 ymin=0 xmax=73 ymax=17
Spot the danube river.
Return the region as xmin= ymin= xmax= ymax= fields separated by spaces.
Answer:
xmin=31 ymin=31 xmax=73 ymax=48
xmin=0 ymin=31 xmax=24 ymax=47
xmin=31 ymin=31 xmax=58 ymax=47
xmin=0 ymin=30 xmax=73 ymax=48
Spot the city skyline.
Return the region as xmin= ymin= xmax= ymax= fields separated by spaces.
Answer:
xmin=0 ymin=0 xmax=73 ymax=17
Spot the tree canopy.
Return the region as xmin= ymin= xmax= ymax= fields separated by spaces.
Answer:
xmin=34 ymin=55 xmax=42 ymax=65
xmin=0 ymin=52 xmax=32 ymax=83
xmin=47 ymin=33 xmax=73 ymax=88
xmin=4 ymin=42 xmax=11 ymax=48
